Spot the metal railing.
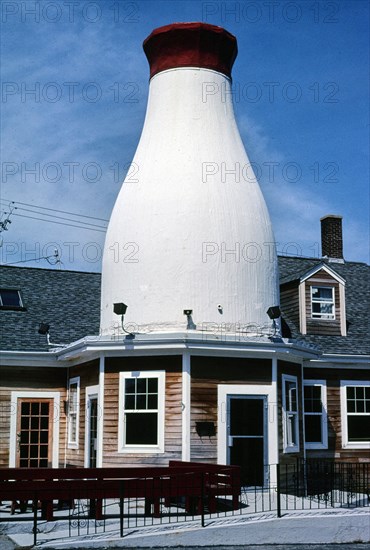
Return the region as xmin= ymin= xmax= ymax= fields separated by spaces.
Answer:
xmin=0 ymin=460 xmax=368 ymax=546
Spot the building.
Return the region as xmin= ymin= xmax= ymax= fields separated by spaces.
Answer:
xmin=1 ymin=216 xmax=368 ymax=482
xmin=0 ymin=23 xmax=369 ymax=484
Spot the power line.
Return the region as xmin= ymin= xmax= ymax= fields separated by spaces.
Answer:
xmin=11 ymin=206 xmax=107 ymax=229
xmin=4 ymin=249 xmax=63 ymax=267
xmin=0 ymin=199 xmax=109 ymax=223
xmin=10 ymin=213 xmax=107 ymax=233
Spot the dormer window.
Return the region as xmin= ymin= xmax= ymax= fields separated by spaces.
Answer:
xmin=311 ymin=286 xmax=335 ymax=320
xmin=297 ymin=264 xmax=346 ymax=336
xmin=0 ymin=289 xmax=26 ymax=310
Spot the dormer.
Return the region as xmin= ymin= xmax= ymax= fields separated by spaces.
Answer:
xmin=299 ymin=263 xmax=346 ymax=336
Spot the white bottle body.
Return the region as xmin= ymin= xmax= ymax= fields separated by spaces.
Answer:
xmin=101 ymin=68 xmax=279 ymax=334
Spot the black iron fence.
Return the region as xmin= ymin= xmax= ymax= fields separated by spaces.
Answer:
xmin=0 ymin=460 xmax=368 ymax=546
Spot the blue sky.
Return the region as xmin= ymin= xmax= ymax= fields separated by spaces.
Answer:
xmin=1 ymin=0 xmax=369 ymax=271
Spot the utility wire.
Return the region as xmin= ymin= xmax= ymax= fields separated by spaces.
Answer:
xmin=4 ymin=249 xmax=63 ymax=267
xmin=10 ymin=213 xmax=107 ymax=233
xmin=11 ymin=207 xmax=107 ymax=229
xmin=0 ymin=199 xmax=109 ymax=223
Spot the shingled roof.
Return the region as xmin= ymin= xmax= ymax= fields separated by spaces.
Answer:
xmin=0 ymin=265 xmax=101 ymax=351
xmin=1 ymin=258 xmax=369 ymax=356
xmin=278 ymin=256 xmax=370 ymax=356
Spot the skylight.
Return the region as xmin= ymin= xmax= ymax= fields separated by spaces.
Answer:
xmin=0 ymin=289 xmax=24 ymax=309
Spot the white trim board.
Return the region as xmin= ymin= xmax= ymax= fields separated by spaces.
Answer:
xmin=9 ymin=391 xmax=61 ymax=468
xmin=217 ymin=384 xmax=278 ymax=468
xmin=84 ymin=385 xmax=99 ymax=468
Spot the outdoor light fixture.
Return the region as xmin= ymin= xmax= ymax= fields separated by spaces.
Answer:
xmin=266 ymin=306 xmax=281 ymax=319
xmin=37 ymin=323 xmax=65 ymax=348
xmin=113 ymin=302 xmax=134 ymax=336
xmin=38 ymin=323 xmax=50 ymax=335
xmin=266 ymin=306 xmax=281 ymax=336
xmin=113 ymin=302 xmax=128 ymax=316
xmin=183 ymin=309 xmax=193 ymax=316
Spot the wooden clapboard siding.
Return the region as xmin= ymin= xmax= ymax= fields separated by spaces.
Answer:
xmin=0 ymin=366 xmax=67 ymax=467
xmin=305 ymin=269 xmax=341 ymax=335
xmin=280 ymin=281 xmax=300 ymax=329
xmin=65 ymin=360 xmax=99 ymax=467
xmin=305 ymin=367 xmax=370 ymax=463
xmin=190 ymin=378 xmax=218 ymax=462
xmin=277 ymin=360 xmax=304 ymax=466
xmin=190 ymin=356 xmax=272 ymax=463
xmin=102 ymin=355 xmax=182 ymax=467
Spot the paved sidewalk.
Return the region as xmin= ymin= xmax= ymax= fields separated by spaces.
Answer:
xmin=1 ymin=508 xmax=369 ymax=548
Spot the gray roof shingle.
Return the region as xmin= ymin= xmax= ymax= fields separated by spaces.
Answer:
xmin=278 ymin=256 xmax=370 ymax=355
xmin=0 ymin=265 xmax=101 ymax=351
xmin=1 ymin=257 xmax=369 ymax=356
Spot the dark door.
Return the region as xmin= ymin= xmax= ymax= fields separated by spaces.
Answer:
xmin=88 ymin=397 xmax=98 ymax=468
xmin=227 ymin=395 xmax=266 ymax=486
xmin=16 ymin=399 xmax=53 ymax=468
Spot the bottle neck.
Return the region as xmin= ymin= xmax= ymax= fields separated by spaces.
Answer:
xmin=143 ymin=68 xmax=236 ymax=135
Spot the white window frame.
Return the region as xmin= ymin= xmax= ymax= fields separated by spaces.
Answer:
xmin=303 ymin=380 xmax=328 ymax=450
xmin=340 ymin=381 xmax=370 ymax=449
xmin=311 ymin=285 xmax=335 ymax=320
xmin=67 ymin=376 xmax=80 ymax=449
xmin=0 ymin=289 xmax=23 ymax=308
xmin=84 ymin=385 xmax=100 ymax=468
xmin=118 ymin=371 xmax=165 ymax=454
xmin=282 ymin=374 xmax=300 ymax=453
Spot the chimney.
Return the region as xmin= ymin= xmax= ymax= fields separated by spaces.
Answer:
xmin=320 ymin=215 xmax=343 ymax=259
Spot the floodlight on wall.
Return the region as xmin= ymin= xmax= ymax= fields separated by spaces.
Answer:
xmin=266 ymin=306 xmax=281 ymax=336
xmin=113 ymin=302 xmax=134 ymax=336
xmin=266 ymin=306 xmax=281 ymax=319
xmin=114 ymin=302 xmax=128 ymax=316
xmin=183 ymin=309 xmax=196 ymax=330
xmin=38 ymin=323 xmax=50 ymax=335
xmin=37 ymin=323 xmax=65 ymax=348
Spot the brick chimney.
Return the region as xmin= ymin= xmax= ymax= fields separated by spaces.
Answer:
xmin=320 ymin=215 xmax=343 ymax=259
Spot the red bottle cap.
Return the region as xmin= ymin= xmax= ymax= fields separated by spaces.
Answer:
xmin=143 ymin=22 xmax=238 ymax=79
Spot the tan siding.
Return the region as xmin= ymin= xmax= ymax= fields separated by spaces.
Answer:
xmin=65 ymin=360 xmax=99 ymax=467
xmin=102 ymin=356 xmax=182 ymax=467
xmin=305 ymin=270 xmax=341 ymax=335
xmin=305 ymin=367 xmax=370 ymax=463
xmin=0 ymin=366 xmax=67 ymax=467
xmin=278 ymin=361 xmax=304 ymax=466
xmin=280 ymin=282 xmax=300 ymax=329
xmin=190 ymin=357 xmax=272 ymax=463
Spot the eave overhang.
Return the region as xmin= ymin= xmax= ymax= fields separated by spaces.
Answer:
xmin=305 ymin=353 xmax=370 ymax=369
xmin=0 ymin=332 xmax=321 ymax=367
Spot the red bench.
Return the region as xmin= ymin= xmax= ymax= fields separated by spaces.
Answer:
xmin=169 ymin=461 xmax=241 ymax=512
xmin=0 ymin=463 xmax=240 ymax=520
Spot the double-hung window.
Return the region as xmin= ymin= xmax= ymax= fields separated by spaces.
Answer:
xmin=340 ymin=381 xmax=370 ymax=448
xmin=119 ymin=371 xmax=165 ymax=453
xmin=304 ymin=381 xmax=328 ymax=449
xmin=67 ymin=377 xmax=80 ymax=448
xmin=282 ymin=375 xmax=299 ymax=453
xmin=311 ymin=286 xmax=335 ymax=319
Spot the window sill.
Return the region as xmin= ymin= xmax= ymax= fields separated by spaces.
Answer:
xmin=67 ymin=443 xmax=79 ymax=450
xmin=0 ymin=306 xmax=27 ymax=311
xmin=342 ymin=442 xmax=370 ymax=450
xmin=283 ymin=446 xmax=300 ymax=454
xmin=118 ymin=446 xmax=164 ymax=454
xmin=310 ymin=317 xmax=335 ymax=322
xmin=305 ymin=443 xmax=328 ymax=450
